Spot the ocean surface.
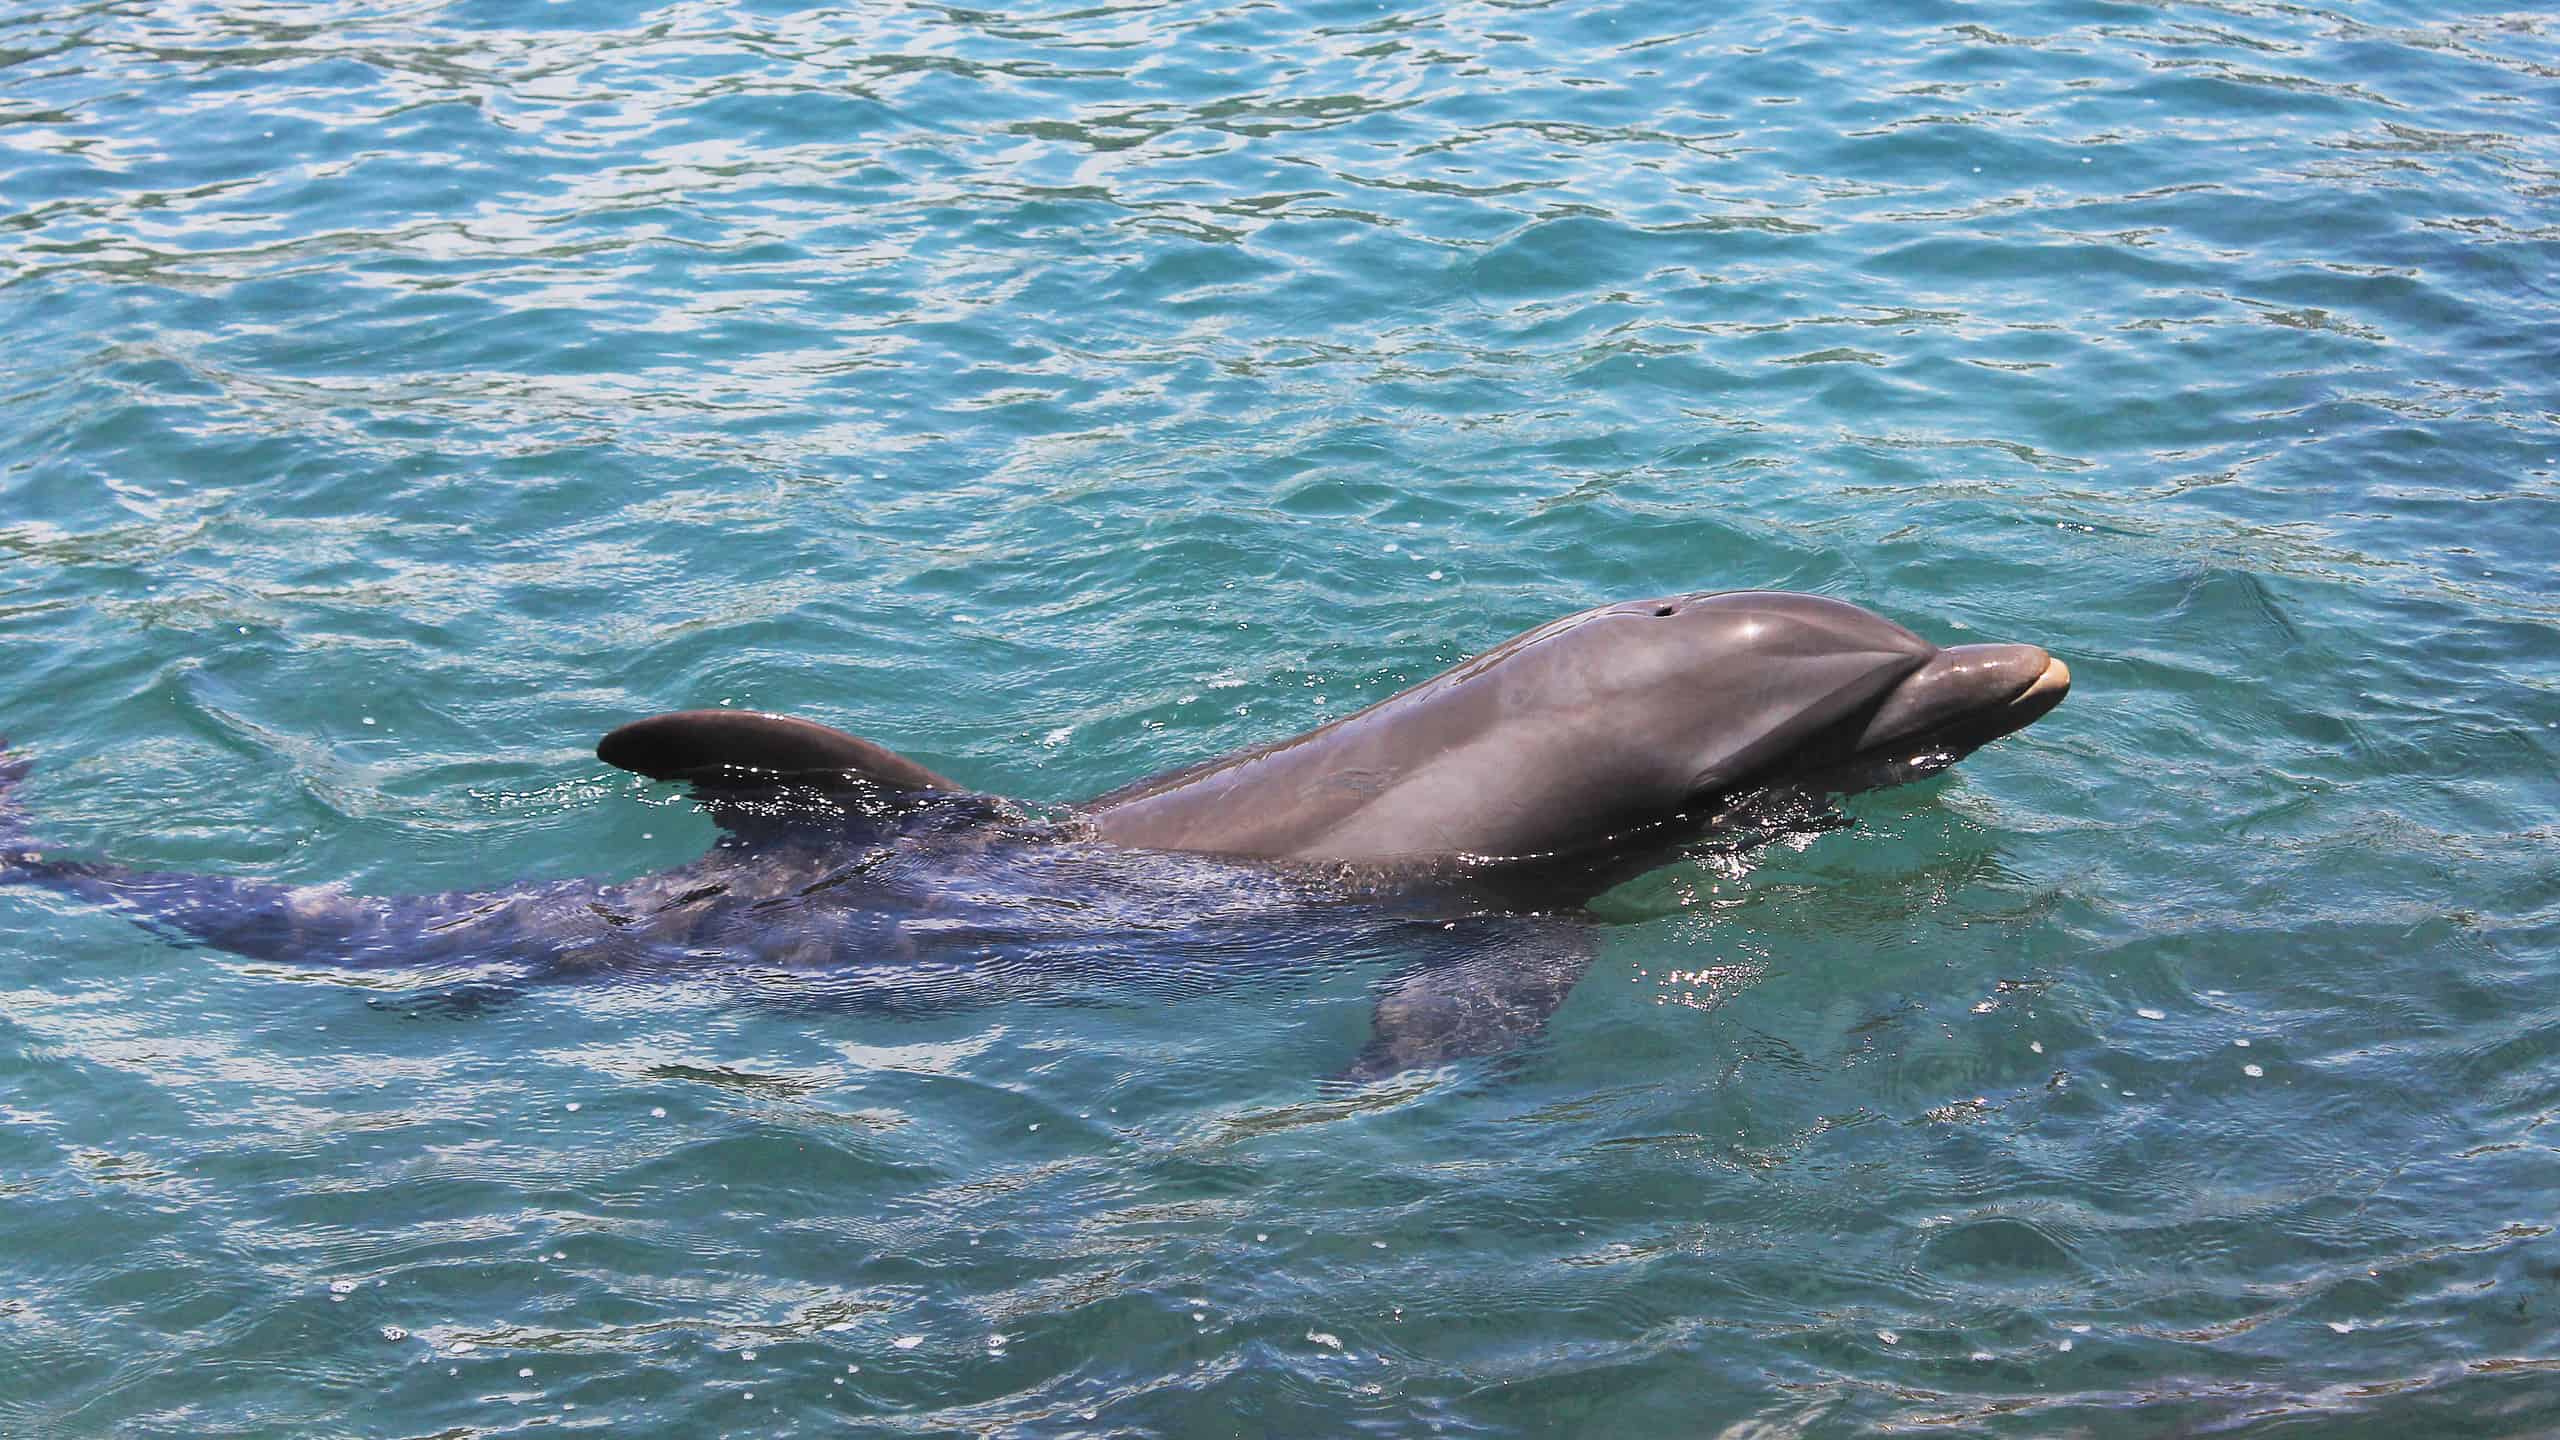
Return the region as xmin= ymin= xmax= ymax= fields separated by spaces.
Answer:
xmin=3 ymin=0 xmax=2557 ymax=1434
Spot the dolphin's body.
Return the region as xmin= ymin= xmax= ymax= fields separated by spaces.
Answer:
xmin=2 ymin=591 xmax=2068 ymax=1076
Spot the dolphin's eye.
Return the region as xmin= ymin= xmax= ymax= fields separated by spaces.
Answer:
xmin=1652 ymin=604 xmax=1677 ymax=617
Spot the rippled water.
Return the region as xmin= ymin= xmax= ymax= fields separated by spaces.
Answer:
xmin=4 ymin=0 xmax=2558 ymax=1433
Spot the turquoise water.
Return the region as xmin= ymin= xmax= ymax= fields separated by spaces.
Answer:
xmin=4 ymin=0 xmax=2558 ymax=1432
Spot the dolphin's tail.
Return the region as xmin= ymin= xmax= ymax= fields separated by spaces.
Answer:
xmin=0 ymin=740 xmax=33 ymax=852
xmin=1 ymin=737 xmax=564 ymax=972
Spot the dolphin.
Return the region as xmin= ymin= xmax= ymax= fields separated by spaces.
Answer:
xmin=1 ymin=590 xmax=2067 ymax=1076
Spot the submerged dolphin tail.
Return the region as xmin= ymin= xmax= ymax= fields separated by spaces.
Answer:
xmin=0 ymin=739 xmax=32 ymax=853
xmin=11 ymin=854 xmax=500 ymax=968
xmin=1 ymin=738 xmax=561 ymax=971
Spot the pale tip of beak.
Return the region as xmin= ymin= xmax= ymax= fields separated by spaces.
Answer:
xmin=2021 ymin=655 xmax=2070 ymax=704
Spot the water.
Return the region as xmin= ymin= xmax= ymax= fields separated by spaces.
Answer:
xmin=3 ymin=0 xmax=2556 ymax=1432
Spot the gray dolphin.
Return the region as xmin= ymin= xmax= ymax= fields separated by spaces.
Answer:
xmin=2 ymin=590 xmax=2067 ymax=1076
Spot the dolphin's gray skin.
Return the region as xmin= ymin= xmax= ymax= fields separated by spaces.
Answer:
xmin=1081 ymin=591 xmax=2064 ymax=865
xmin=2 ymin=590 xmax=2068 ymax=1077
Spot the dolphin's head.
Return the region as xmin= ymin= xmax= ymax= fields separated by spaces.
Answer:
xmin=1082 ymin=588 xmax=2068 ymax=871
xmin=1509 ymin=590 xmax=2068 ymax=816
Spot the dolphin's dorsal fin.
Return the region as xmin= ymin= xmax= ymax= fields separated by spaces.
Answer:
xmin=598 ymin=710 xmax=959 ymax=791
xmin=596 ymin=707 xmax=962 ymax=835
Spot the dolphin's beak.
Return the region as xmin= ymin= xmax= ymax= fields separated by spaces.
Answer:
xmin=1850 ymin=643 xmax=2069 ymax=754
xmin=2018 ymin=654 xmax=2071 ymax=713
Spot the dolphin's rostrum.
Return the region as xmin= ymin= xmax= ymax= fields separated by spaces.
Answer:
xmin=4 ymin=590 xmax=2068 ymax=1077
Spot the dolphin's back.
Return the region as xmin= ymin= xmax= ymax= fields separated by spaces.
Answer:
xmin=1081 ymin=592 xmax=1932 ymax=863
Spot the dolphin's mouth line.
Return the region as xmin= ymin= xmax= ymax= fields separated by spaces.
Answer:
xmin=1890 ymin=653 xmax=2072 ymax=758
xmin=2012 ymin=655 xmax=2072 ymax=710
xmin=1774 ymin=652 xmax=2074 ymax=801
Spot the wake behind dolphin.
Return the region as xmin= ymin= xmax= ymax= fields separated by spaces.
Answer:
xmin=2 ymin=590 xmax=2069 ymax=1076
